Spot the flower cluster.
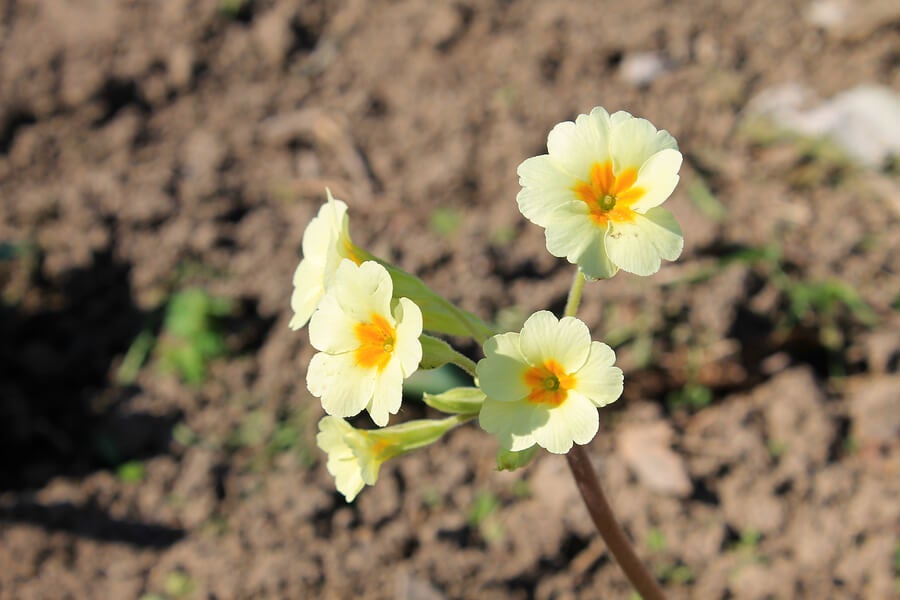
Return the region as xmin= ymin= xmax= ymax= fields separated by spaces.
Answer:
xmin=292 ymin=107 xmax=682 ymax=501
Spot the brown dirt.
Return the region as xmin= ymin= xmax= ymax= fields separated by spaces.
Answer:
xmin=1 ymin=0 xmax=898 ymax=598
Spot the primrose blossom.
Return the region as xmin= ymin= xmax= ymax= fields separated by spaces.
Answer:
xmin=476 ymin=311 xmax=623 ymax=454
xmin=290 ymin=189 xmax=363 ymax=330
xmin=306 ymin=260 xmax=422 ymax=426
xmin=517 ymin=107 xmax=683 ymax=279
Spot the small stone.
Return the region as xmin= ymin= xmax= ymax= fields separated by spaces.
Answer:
xmin=619 ymin=52 xmax=670 ymax=87
xmin=748 ymin=84 xmax=900 ymax=168
xmin=168 ymin=44 xmax=195 ymax=90
xmin=394 ymin=569 xmax=445 ymax=600
xmin=847 ymin=375 xmax=900 ymax=446
xmin=253 ymin=9 xmax=293 ymax=67
xmin=862 ymin=330 xmax=899 ymax=374
xmin=805 ymin=0 xmax=849 ymax=30
xmin=617 ymin=421 xmax=692 ymax=497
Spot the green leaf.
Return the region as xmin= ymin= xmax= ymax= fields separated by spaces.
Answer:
xmin=385 ymin=264 xmax=494 ymax=342
xmin=422 ymin=386 xmax=485 ymax=415
xmin=419 ymin=334 xmax=460 ymax=370
xmin=496 ymin=445 xmax=538 ymax=471
xmin=403 ymin=364 xmax=470 ymax=397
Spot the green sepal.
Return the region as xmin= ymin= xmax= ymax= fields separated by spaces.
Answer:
xmin=362 ymin=415 xmax=468 ymax=459
xmin=496 ymin=446 xmax=539 ymax=471
xmin=382 ymin=263 xmax=494 ymax=343
xmin=419 ymin=334 xmax=477 ymax=375
xmin=422 ymin=386 xmax=485 ymax=416
xmin=419 ymin=334 xmax=459 ymax=370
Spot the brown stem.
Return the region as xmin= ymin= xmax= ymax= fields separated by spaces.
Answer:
xmin=565 ymin=445 xmax=666 ymax=600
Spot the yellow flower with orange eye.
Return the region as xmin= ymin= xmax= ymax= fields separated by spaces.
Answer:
xmin=517 ymin=107 xmax=684 ymax=279
xmin=476 ymin=311 xmax=623 ymax=454
xmin=317 ymin=414 xmax=471 ymax=502
xmin=290 ymin=189 xmax=364 ymax=331
xmin=306 ymin=260 xmax=423 ymax=426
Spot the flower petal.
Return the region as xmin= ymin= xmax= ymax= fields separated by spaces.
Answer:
xmin=574 ymin=342 xmax=623 ymax=407
xmin=478 ymin=397 xmax=547 ymax=451
xmin=393 ymin=297 xmax=424 ymax=376
xmin=640 ymin=207 xmax=683 ymax=261
xmin=519 ymin=311 xmax=590 ymax=372
xmin=573 ymin=228 xmax=619 ymax=280
xmin=609 ymin=115 xmax=678 ymax=172
xmin=517 ymin=156 xmax=581 ymax=227
xmin=308 ymin=293 xmax=360 ymax=353
xmin=368 ymin=359 xmax=403 ymax=426
xmin=331 ymin=260 xmax=394 ymax=321
xmin=532 ymin=392 xmax=599 ymax=454
xmin=308 ymin=352 xmax=374 ymax=419
xmin=631 ymin=149 xmax=682 ymax=212
xmin=301 ymin=199 xmax=343 ymax=258
xmin=289 ymin=258 xmax=325 ymax=330
xmin=604 ymin=208 xmax=683 ymax=276
xmin=543 ymin=207 xmax=595 ymax=263
xmin=476 ymin=332 xmax=529 ymax=402
xmin=547 ymin=119 xmax=599 ymax=179
xmin=316 ymin=416 xmax=366 ymax=502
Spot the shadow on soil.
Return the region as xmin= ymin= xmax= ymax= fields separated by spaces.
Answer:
xmin=0 ymin=245 xmax=185 ymax=547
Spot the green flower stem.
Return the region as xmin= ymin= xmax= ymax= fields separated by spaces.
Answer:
xmin=562 ymin=266 xmax=666 ymax=600
xmin=563 ymin=269 xmax=586 ymax=318
xmin=451 ymin=352 xmax=478 ymax=378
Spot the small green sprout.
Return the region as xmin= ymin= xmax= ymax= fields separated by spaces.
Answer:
xmin=766 ymin=439 xmax=789 ymax=458
xmin=116 ymin=461 xmax=146 ymax=484
xmin=156 ymin=288 xmax=232 ymax=385
xmin=163 ymin=570 xmax=197 ymax=598
xmin=468 ymin=491 xmax=504 ymax=542
xmin=429 ymin=207 xmax=463 ymax=237
xmin=647 ymin=528 xmax=667 ymax=553
xmin=667 ymin=383 xmax=713 ymax=412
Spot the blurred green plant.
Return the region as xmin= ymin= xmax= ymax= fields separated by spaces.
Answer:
xmin=687 ymin=178 xmax=727 ymax=222
xmin=724 ymin=243 xmax=877 ymax=349
xmin=163 ymin=569 xmax=197 ymax=598
xmin=738 ymin=115 xmax=857 ymax=188
xmin=766 ymin=439 xmax=789 ymax=458
xmin=157 ymin=288 xmax=233 ymax=385
xmin=429 ymin=207 xmax=463 ymax=237
xmin=667 ymin=347 xmax=713 ymax=412
xmin=656 ymin=563 xmax=695 ymax=585
xmin=646 ymin=528 xmax=667 ymax=553
xmin=219 ymin=0 xmax=250 ymax=20
xmin=489 ymin=225 xmax=517 ymax=246
xmin=223 ymin=407 xmax=316 ymax=472
xmin=116 ymin=461 xmax=146 ymax=484
xmin=117 ymin=288 xmax=233 ymax=386
xmin=468 ymin=490 xmax=503 ymax=542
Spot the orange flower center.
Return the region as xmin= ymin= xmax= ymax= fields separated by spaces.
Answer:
xmin=573 ymin=161 xmax=644 ymax=226
xmin=523 ymin=359 xmax=576 ymax=407
xmin=354 ymin=312 xmax=396 ymax=371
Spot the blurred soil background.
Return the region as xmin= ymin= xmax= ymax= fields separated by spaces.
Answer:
xmin=1 ymin=0 xmax=899 ymax=598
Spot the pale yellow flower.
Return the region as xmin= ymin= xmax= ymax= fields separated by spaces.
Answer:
xmin=476 ymin=311 xmax=623 ymax=454
xmin=290 ymin=189 xmax=363 ymax=330
xmin=306 ymin=260 xmax=422 ymax=426
xmin=317 ymin=414 xmax=469 ymax=501
xmin=517 ymin=107 xmax=683 ymax=278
